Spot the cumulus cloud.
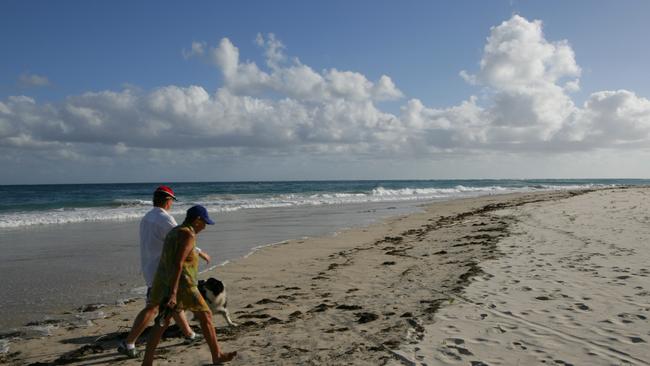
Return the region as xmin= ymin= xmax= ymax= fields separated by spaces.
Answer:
xmin=182 ymin=41 xmax=207 ymax=59
xmin=255 ymin=33 xmax=286 ymax=70
xmin=0 ymin=84 xmax=400 ymax=153
xmin=205 ymin=33 xmax=404 ymax=102
xmin=403 ymin=15 xmax=650 ymax=152
xmin=454 ymin=15 xmax=649 ymax=150
xmin=469 ymin=16 xmax=581 ymax=91
xmin=2 ymin=15 xmax=650 ymax=170
xmin=459 ymin=15 xmax=581 ymax=141
xmin=18 ymin=73 xmax=51 ymax=87
xmin=559 ymin=90 xmax=650 ymax=145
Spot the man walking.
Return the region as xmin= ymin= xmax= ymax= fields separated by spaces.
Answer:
xmin=118 ymin=185 xmax=209 ymax=358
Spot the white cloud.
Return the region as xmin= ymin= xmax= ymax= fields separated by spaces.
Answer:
xmin=459 ymin=15 xmax=581 ymax=141
xmin=564 ymin=79 xmax=580 ymax=93
xmin=2 ymin=15 xmax=650 ymax=174
xmin=256 ymin=33 xmax=286 ymax=70
xmin=18 ymin=73 xmax=51 ymax=87
xmin=398 ymin=15 xmax=650 ymax=152
xmin=182 ymin=41 xmax=206 ymax=59
xmin=206 ymin=34 xmax=403 ymax=103
xmin=212 ymin=37 xmax=271 ymax=94
xmin=560 ymin=90 xmax=650 ymax=145
xmin=468 ymin=15 xmax=581 ymax=92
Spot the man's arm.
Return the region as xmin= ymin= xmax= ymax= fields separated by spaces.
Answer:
xmin=197 ymin=250 xmax=211 ymax=264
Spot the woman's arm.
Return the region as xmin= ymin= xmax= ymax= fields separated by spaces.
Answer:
xmin=166 ymin=229 xmax=194 ymax=308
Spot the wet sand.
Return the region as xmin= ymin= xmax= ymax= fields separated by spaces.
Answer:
xmin=3 ymin=188 xmax=648 ymax=365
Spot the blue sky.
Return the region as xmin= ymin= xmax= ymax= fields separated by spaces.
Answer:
xmin=2 ymin=1 xmax=650 ymax=183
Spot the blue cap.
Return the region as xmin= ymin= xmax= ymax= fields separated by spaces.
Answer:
xmin=186 ymin=205 xmax=215 ymax=225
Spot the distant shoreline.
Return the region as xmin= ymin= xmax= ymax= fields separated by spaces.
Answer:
xmin=1 ymin=179 xmax=635 ymax=230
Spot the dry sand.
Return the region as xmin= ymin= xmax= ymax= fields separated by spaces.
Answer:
xmin=2 ymin=188 xmax=648 ymax=365
xmin=392 ymin=187 xmax=650 ymax=366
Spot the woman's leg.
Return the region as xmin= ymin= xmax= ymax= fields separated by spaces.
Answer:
xmin=193 ymin=311 xmax=237 ymax=364
xmin=141 ymin=314 xmax=172 ymax=366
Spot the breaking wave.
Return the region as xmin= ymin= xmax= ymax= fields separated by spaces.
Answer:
xmin=0 ymin=183 xmax=612 ymax=229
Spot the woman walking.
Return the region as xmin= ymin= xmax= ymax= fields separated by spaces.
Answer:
xmin=142 ymin=205 xmax=237 ymax=365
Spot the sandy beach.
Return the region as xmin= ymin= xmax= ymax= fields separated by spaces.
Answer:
xmin=2 ymin=187 xmax=649 ymax=365
xmin=392 ymin=187 xmax=650 ymax=366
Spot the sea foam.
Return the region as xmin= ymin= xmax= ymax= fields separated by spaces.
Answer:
xmin=0 ymin=184 xmax=608 ymax=229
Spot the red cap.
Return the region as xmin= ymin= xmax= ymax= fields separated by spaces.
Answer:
xmin=155 ymin=185 xmax=177 ymax=200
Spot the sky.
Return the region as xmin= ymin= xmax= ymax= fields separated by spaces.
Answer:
xmin=1 ymin=0 xmax=650 ymax=184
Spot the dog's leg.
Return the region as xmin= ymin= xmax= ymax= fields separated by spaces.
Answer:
xmin=217 ymin=308 xmax=237 ymax=327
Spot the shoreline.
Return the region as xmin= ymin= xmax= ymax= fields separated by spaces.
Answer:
xmin=0 ymin=200 xmax=423 ymax=330
xmin=2 ymin=188 xmax=632 ymax=365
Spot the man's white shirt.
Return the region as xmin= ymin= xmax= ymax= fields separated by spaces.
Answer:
xmin=140 ymin=207 xmax=177 ymax=288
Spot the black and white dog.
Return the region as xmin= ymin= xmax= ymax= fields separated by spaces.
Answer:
xmin=197 ymin=277 xmax=237 ymax=326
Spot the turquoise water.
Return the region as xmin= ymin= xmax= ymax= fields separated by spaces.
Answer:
xmin=1 ymin=179 xmax=646 ymax=229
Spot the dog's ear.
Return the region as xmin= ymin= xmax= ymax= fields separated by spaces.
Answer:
xmin=206 ymin=277 xmax=224 ymax=293
xmin=198 ymin=279 xmax=205 ymax=286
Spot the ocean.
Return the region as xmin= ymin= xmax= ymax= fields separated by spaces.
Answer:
xmin=1 ymin=179 xmax=644 ymax=229
xmin=0 ymin=179 xmax=647 ymax=329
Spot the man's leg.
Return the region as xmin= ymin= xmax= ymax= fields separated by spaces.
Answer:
xmin=172 ymin=310 xmax=198 ymax=338
xmin=125 ymin=304 xmax=158 ymax=345
xmin=125 ymin=305 xmax=196 ymax=346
